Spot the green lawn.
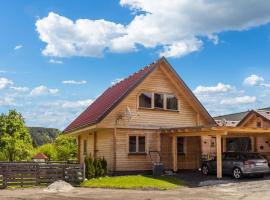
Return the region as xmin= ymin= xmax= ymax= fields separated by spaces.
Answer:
xmin=81 ymin=175 xmax=185 ymax=190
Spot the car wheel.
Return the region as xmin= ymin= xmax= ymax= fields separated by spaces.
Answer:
xmin=202 ymin=165 xmax=209 ymax=175
xmin=232 ymin=167 xmax=242 ymax=179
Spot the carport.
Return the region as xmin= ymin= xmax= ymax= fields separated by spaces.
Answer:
xmin=162 ymin=126 xmax=270 ymax=178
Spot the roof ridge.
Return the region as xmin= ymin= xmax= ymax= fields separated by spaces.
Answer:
xmin=214 ymin=110 xmax=250 ymax=118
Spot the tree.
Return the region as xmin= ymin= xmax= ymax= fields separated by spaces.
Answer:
xmin=37 ymin=143 xmax=57 ymax=160
xmin=54 ymin=134 xmax=77 ymax=161
xmin=0 ymin=110 xmax=33 ymax=161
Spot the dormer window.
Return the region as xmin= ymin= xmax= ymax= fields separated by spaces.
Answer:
xmin=154 ymin=93 xmax=164 ymax=109
xmin=139 ymin=92 xmax=152 ymax=108
xmin=138 ymin=92 xmax=179 ymax=111
xmin=166 ymin=94 xmax=178 ymax=110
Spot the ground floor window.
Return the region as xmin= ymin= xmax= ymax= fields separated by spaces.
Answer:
xmin=129 ymin=135 xmax=146 ymax=153
xmin=83 ymin=140 xmax=87 ymax=155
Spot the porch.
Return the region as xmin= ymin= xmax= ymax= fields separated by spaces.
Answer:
xmin=161 ymin=126 xmax=270 ymax=178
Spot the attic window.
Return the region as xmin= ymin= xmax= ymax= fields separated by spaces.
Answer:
xmin=139 ymin=92 xmax=152 ymax=108
xmin=154 ymin=93 xmax=164 ymax=109
xmin=257 ymin=121 xmax=262 ymax=128
xmin=166 ymin=94 xmax=178 ymax=110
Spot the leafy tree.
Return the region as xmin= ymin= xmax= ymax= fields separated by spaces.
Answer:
xmin=54 ymin=134 xmax=77 ymax=161
xmin=0 ymin=110 xmax=33 ymax=161
xmin=37 ymin=143 xmax=57 ymax=160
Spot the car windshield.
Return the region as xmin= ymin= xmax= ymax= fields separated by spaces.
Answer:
xmin=239 ymin=153 xmax=264 ymax=160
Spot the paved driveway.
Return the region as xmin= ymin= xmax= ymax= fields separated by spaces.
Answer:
xmin=176 ymin=171 xmax=270 ymax=187
xmin=1 ymin=178 xmax=270 ymax=200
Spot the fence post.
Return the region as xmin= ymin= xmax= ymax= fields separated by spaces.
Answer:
xmin=3 ymin=165 xmax=7 ymax=189
xmin=62 ymin=164 xmax=65 ymax=181
xmin=36 ymin=164 xmax=40 ymax=186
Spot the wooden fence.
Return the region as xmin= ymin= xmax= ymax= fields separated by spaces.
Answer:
xmin=0 ymin=162 xmax=84 ymax=189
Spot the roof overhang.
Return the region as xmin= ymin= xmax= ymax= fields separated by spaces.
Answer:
xmin=162 ymin=126 xmax=270 ymax=136
xmin=65 ymin=124 xmax=97 ymax=136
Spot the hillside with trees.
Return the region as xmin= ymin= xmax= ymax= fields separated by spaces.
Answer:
xmin=28 ymin=127 xmax=60 ymax=147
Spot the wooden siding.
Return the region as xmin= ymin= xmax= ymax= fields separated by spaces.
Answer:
xmin=241 ymin=113 xmax=270 ymax=128
xmin=98 ymin=65 xmax=207 ymax=129
xmin=115 ymin=129 xmax=159 ymax=171
xmin=95 ymin=129 xmax=113 ymax=170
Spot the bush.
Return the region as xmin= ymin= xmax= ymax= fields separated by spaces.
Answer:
xmin=37 ymin=143 xmax=57 ymax=160
xmin=85 ymin=155 xmax=95 ymax=179
xmin=84 ymin=155 xmax=107 ymax=179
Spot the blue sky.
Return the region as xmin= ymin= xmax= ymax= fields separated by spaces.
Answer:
xmin=1 ymin=0 xmax=270 ymax=129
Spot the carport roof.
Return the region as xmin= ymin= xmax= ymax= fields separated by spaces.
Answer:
xmin=161 ymin=125 xmax=270 ymax=135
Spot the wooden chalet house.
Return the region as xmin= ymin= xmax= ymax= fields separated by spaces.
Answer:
xmin=64 ymin=57 xmax=270 ymax=178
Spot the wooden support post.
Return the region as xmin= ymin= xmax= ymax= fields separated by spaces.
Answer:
xmin=113 ymin=127 xmax=117 ymax=172
xmin=93 ymin=132 xmax=97 ymax=158
xmin=222 ymin=137 xmax=226 ymax=153
xmin=172 ymin=135 xmax=177 ymax=172
xmin=216 ymin=134 xmax=222 ymax=179
xmin=77 ymin=136 xmax=81 ymax=163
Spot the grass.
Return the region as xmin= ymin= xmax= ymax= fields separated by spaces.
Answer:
xmin=81 ymin=175 xmax=185 ymax=190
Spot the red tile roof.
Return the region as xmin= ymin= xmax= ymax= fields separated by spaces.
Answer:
xmin=64 ymin=58 xmax=163 ymax=133
xmin=33 ymin=153 xmax=48 ymax=159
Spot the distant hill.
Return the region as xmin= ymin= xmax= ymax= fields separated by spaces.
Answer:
xmin=28 ymin=127 xmax=60 ymax=146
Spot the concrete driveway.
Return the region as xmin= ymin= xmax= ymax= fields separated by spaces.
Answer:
xmin=1 ymin=178 xmax=270 ymax=200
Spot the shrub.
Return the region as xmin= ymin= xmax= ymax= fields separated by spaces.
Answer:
xmin=85 ymin=155 xmax=95 ymax=179
xmin=84 ymin=155 xmax=107 ymax=179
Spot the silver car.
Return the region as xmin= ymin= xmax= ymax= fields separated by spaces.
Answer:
xmin=201 ymin=152 xmax=270 ymax=179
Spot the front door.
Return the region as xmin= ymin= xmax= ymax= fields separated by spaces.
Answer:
xmin=160 ymin=134 xmax=173 ymax=170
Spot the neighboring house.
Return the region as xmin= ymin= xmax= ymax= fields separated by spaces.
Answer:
xmin=212 ymin=108 xmax=270 ymax=156
xmin=32 ymin=153 xmax=48 ymax=162
xmin=64 ymin=57 xmax=270 ymax=178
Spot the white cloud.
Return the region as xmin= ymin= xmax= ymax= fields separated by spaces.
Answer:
xmin=160 ymin=38 xmax=203 ymax=58
xmin=36 ymin=12 xmax=126 ymax=57
xmin=10 ymin=86 xmax=29 ymax=92
xmin=111 ymin=78 xmax=124 ymax=85
xmin=61 ymin=99 xmax=93 ymax=108
xmin=220 ymin=96 xmax=256 ymax=105
xmin=30 ymin=85 xmax=59 ymax=96
xmin=0 ymin=77 xmax=13 ymax=90
xmin=36 ymin=1 xmax=270 ymax=58
xmin=62 ymin=80 xmax=87 ymax=85
xmin=244 ymin=74 xmax=270 ymax=88
xmin=244 ymin=74 xmax=264 ymax=86
xmin=14 ymin=44 xmax=23 ymax=50
xmin=0 ymin=96 xmax=17 ymax=106
xmin=193 ymin=83 xmax=234 ymax=95
xmin=260 ymin=83 xmax=270 ymax=88
xmin=49 ymin=59 xmax=63 ymax=64
xmin=23 ymin=98 xmax=94 ymax=129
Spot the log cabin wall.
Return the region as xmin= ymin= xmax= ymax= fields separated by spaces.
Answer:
xmin=239 ymin=114 xmax=270 ymax=154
